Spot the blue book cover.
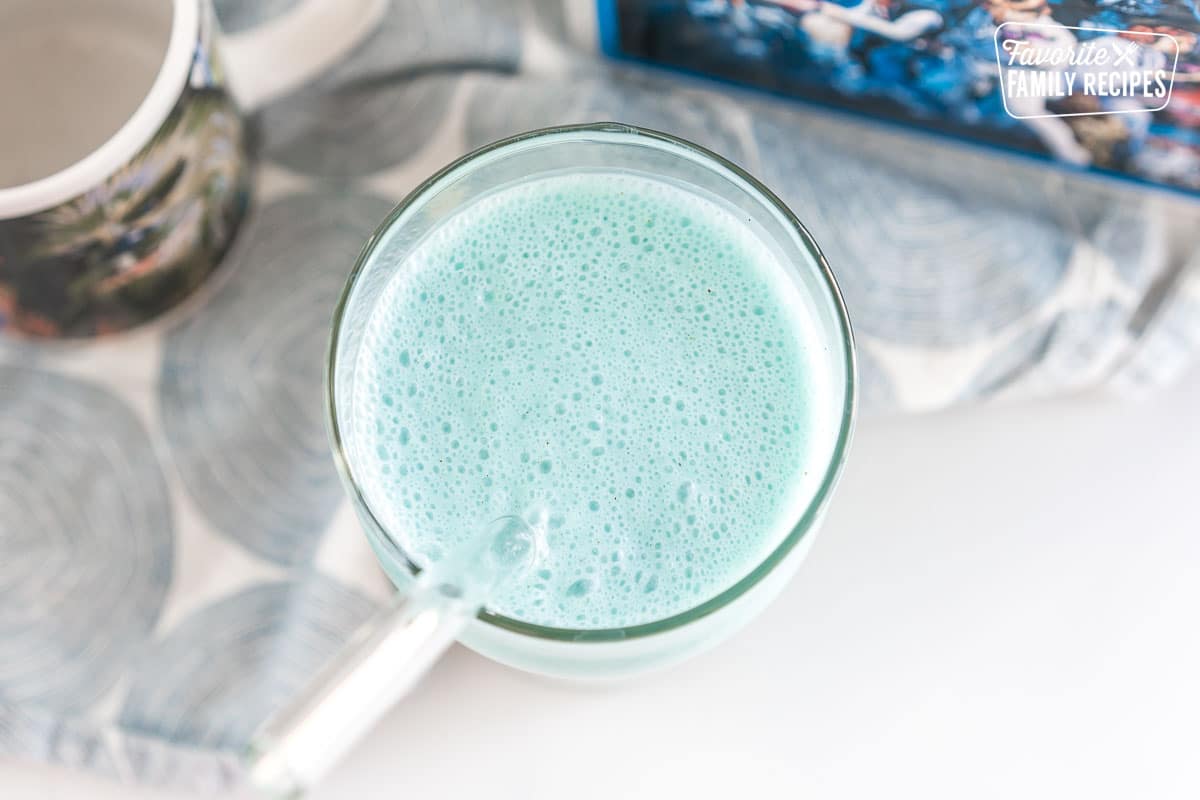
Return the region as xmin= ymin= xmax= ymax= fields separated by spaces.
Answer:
xmin=598 ymin=0 xmax=1200 ymax=196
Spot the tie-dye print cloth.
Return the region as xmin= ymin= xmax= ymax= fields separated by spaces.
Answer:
xmin=2 ymin=0 xmax=1198 ymax=791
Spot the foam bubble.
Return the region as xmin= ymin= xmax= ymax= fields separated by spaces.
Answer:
xmin=348 ymin=171 xmax=823 ymax=629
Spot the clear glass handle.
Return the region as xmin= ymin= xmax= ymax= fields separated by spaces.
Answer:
xmin=243 ymin=514 xmax=543 ymax=796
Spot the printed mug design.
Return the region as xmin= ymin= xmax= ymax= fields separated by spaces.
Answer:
xmin=0 ymin=9 xmax=250 ymax=338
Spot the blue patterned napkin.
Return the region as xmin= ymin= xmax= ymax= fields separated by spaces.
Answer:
xmin=2 ymin=0 xmax=1197 ymax=791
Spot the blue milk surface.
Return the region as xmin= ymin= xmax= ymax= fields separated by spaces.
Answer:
xmin=351 ymin=171 xmax=825 ymax=629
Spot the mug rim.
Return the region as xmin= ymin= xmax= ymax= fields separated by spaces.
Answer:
xmin=0 ymin=0 xmax=197 ymax=219
xmin=327 ymin=122 xmax=858 ymax=643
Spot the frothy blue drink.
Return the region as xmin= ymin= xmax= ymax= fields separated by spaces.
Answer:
xmin=348 ymin=170 xmax=835 ymax=631
xmin=250 ymin=127 xmax=853 ymax=796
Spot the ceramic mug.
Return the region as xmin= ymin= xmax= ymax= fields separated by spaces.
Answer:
xmin=0 ymin=0 xmax=386 ymax=338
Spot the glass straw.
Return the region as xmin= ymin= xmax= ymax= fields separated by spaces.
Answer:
xmin=243 ymin=514 xmax=543 ymax=797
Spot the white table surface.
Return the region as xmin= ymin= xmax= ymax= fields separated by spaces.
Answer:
xmin=4 ymin=370 xmax=1198 ymax=799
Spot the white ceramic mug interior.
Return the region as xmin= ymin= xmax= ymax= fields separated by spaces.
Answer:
xmin=0 ymin=0 xmax=173 ymax=189
xmin=0 ymin=0 xmax=386 ymax=220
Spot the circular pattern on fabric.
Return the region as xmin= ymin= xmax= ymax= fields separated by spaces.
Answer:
xmin=316 ymin=0 xmax=523 ymax=87
xmin=752 ymin=112 xmax=1073 ymax=347
xmin=252 ymin=0 xmax=528 ymax=179
xmin=118 ymin=577 xmax=376 ymax=752
xmin=259 ymin=75 xmax=461 ymax=179
xmin=0 ymin=366 xmax=173 ymax=712
xmin=160 ymin=190 xmax=394 ymax=566
xmin=464 ymin=72 xmax=750 ymax=165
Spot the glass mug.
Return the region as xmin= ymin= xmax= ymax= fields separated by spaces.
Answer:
xmin=0 ymin=0 xmax=385 ymax=337
xmin=247 ymin=124 xmax=856 ymax=794
xmin=332 ymin=122 xmax=857 ymax=674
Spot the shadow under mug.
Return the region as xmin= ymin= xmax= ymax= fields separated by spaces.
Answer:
xmin=0 ymin=0 xmax=386 ymax=338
